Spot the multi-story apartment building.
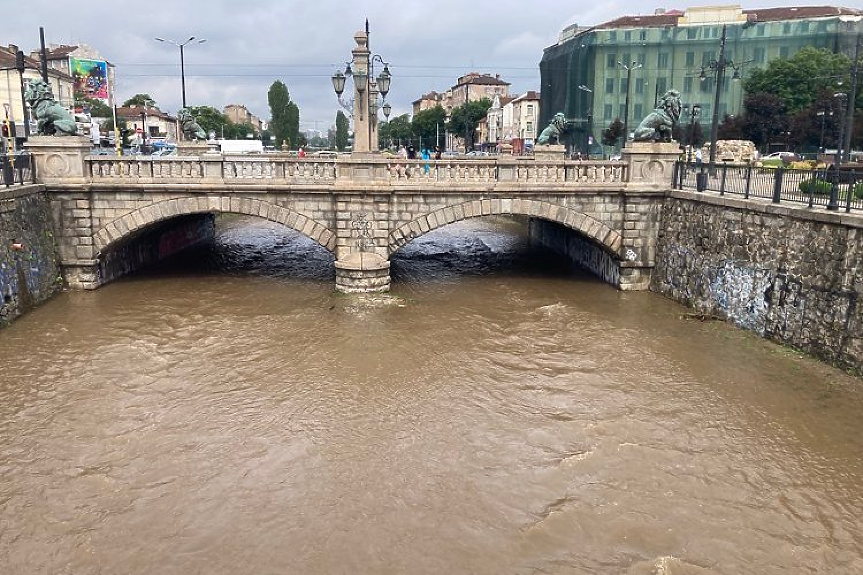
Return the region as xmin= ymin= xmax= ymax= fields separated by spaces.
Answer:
xmin=223 ymin=103 xmax=262 ymax=133
xmin=511 ymin=91 xmax=541 ymax=145
xmin=412 ymin=73 xmax=510 ymax=116
xmin=540 ymin=5 xmax=863 ymax=152
xmin=412 ymin=91 xmax=445 ymax=115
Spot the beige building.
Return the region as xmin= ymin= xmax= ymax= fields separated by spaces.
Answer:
xmin=224 ymin=104 xmax=262 ymax=132
xmin=117 ymin=105 xmax=178 ymax=143
xmin=509 ymin=91 xmax=541 ymax=145
xmin=412 ymin=91 xmax=444 ymax=115
xmin=1 ymin=44 xmax=74 ymax=137
xmin=445 ymin=72 xmax=510 ymax=113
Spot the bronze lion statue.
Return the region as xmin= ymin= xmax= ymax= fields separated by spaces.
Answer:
xmin=633 ymin=90 xmax=682 ymax=142
xmin=24 ymin=79 xmax=77 ymax=136
xmin=178 ymin=108 xmax=207 ymax=141
xmin=537 ymin=112 xmax=571 ymax=145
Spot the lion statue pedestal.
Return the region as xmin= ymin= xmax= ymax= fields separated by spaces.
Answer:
xmin=534 ymin=144 xmax=566 ymax=161
xmin=25 ymin=135 xmax=91 ymax=184
xmin=622 ymin=141 xmax=681 ymax=185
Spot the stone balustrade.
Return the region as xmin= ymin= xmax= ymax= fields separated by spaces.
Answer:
xmin=83 ymin=155 xmax=626 ymax=188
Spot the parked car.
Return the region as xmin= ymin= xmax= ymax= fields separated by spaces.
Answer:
xmin=466 ymin=150 xmax=490 ymax=157
xmin=763 ymin=151 xmax=799 ymax=162
xmin=312 ymin=150 xmax=338 ymax=158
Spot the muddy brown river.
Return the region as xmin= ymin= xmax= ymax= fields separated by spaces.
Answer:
xmin=1 ymin=216 xmax=861 ymax=574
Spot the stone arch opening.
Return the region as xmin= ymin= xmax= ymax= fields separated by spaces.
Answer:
xmin=91 ymin=195 xmax=336 ymax=287
xmin=386 ymin=198 xmax=625 ymax=287
xmin=94 ymin=196 xmax=336 ymax=255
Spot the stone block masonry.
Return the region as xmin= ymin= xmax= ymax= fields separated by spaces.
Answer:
xmin=0 ymin=185 xmax=61 ymax=326
xmin=653 ymin=191 xmax=863 ymax=374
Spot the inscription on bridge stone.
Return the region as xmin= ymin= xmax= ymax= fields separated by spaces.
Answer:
xmin=352 ymin=212 xmax=375 ymax=251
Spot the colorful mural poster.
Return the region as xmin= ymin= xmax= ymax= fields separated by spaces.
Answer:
xmin=70 ymin=57 xmax=109 ymax=102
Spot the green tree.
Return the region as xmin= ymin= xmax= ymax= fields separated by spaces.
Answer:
xmin=446 ymin=98 xmax=492 ymax=150
xmin=287 ymin=101 xmax=300 ymax=150
xmin=379 ymin=113 xmax=411 ymax=148
xmin=80 ymin=97 xmax=112 ymax=118
xmin=186 ymin=105 xmax=230 ymax=138
xmin=268 ymin=80 xmax=301 ymax=150
xmin=335 ymin=110 xmax=349 ymax=151
xmin=411 ymin=105 xmax=447 ymax=150
xmin=602 ymin=118 xmax=625 ymax=148
xmin=740 ymin=92 xmax=788 ymax=150
xmin=122 ymin=93 xmax=157 ymax=108
xmin=743 ymin=47 xmax=850 ymax=114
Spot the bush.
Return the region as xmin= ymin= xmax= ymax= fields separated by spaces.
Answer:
xmin=798 ymin=177 xmax=833 ymax=196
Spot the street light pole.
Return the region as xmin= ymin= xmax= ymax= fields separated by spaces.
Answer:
xmin=828 ymin=92 xmax=848 ymax=211
xmin=331 ymin=23 xmax=391 ymax=154
xmin=154 ymin=36 xmax=207 ymax=109
xmin=700 ymin=24 xmax=751 ymax=172
xmin=578 ymin=84 xmax=593 ymax=155
xmin=618 ymin=60 xmax=642 ymax=145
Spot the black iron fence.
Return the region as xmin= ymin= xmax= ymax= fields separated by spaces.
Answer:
xmin=1 ymin=153 xmax=35 ymax=187
xmin=673 ymin=161 xmax=863 ymax=212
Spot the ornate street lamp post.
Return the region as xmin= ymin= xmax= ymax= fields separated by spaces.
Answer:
xmin=699 ymin=24 xmax=751 ymax=172
xmin=618 ymin=60 xmax=642 ymax=145
xmin=683 ymin=103 xmax=701 ymax=163
xmin=578 ymin=84 xmax=593 ymax=156
xmin=828 ymin=92 xmax=848 ymax=211
xmin=331 ymin=22 xmax=391 ymax=154
xmin=817 ymin=109 xmax=833 ymax=153
xmin=154 ymin=36 xmax=207 ymax=109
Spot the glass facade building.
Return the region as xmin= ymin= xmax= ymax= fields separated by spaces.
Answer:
xmin=540 ymin=5 xmax=863 ymax=152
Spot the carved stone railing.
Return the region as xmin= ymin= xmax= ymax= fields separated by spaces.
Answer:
xmin=83 ymin=155 xmax=627 ymax=188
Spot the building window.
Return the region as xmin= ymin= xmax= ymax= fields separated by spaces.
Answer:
xmin=527 ymin=104 xmax=534 ymax=116
xmin=783 ymin=23 xmax=791 ymax=34
xmin=687 ymin=28 xmax=697 ymax=40
xmin=635 ymin=78 xmax=645 ymax=94
xmin=624 ymin=31 xmax=631 ymax=42
xmin=605 ymin=78 xmax=615 ymax=93
xmin=609 ymin=31 xmax=617 ymax=41
xmin=639 ymin=30 xmax=647 ymax=41
xmin=620 ymin=78 xmax=628 ymax=93
xmin=779 ymin=46 xmax=789 ymax=58
xmin=701 ymin=77 xmax=714 ymax=93
xmin=754 ymin=47 xmax=765 ymax=63
xmin=527 ymin=121 xmax=533 ymax=134
xmin=702 ymin=51 xmax=714 ymax=66
xmin=607 ymin=53 xmax=617 ymax=68
xmin=622 ymin=53 xmax=631 ymax=66
xmin=757 ymin=24 xmax=765 ymax=36
xmin=619 ymin=104 xmax=626 ymax=119
xmin=684 ymin=77 xmax=693 ymax=93
xmin=657 ymin=52 xmax=669 ymax=68
xmin=656 ymin=77 xmax=667 ymax=94
xmin=800 ymin=22 xmax=810 ymax=33
xmin=685 ymin=52 xmax=695 ymax=67
xmin=604 ymin=104 xmax=613 ymax=119
xmin=634 ymin=104 xmax=643 ymax=120
xmin=637 ymin=53 xmax=645 ymax=65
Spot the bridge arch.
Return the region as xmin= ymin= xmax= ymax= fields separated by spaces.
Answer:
xmin=387 ymin=198 xmax=623 ymax=257
xmin=93 ymin=195 xmax=337 ymax=254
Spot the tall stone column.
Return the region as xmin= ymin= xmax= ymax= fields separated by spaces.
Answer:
xmin=351 ymin=30 xmax=371 ymax=154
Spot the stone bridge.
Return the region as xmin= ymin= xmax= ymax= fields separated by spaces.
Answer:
xmin=27 ymin=137 xmax=680 ymax=292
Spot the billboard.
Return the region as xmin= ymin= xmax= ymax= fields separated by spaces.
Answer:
xmin=70 ymin=57 xmax=109 ymax=102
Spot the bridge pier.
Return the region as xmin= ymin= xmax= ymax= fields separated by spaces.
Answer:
xmin=335 ymin=252 xmax=391 ymax=293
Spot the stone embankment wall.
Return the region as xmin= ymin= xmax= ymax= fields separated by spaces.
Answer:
xmin=0 ymin=185 xmax=60 ymax=326
xmin=652 ymin=190 xmax=862 ymax=374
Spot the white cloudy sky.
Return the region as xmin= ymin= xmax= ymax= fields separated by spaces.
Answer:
xmin=6 ymin=0 xmax=859 ymax=130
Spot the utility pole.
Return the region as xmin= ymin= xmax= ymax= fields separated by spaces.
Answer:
xmin=842 ymin=33 xmax=860 ymax=163
xmin=39 ymin=27 xmax=49 ymax=83
xmin=13 ymin=46 xmax=30 ymax=138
